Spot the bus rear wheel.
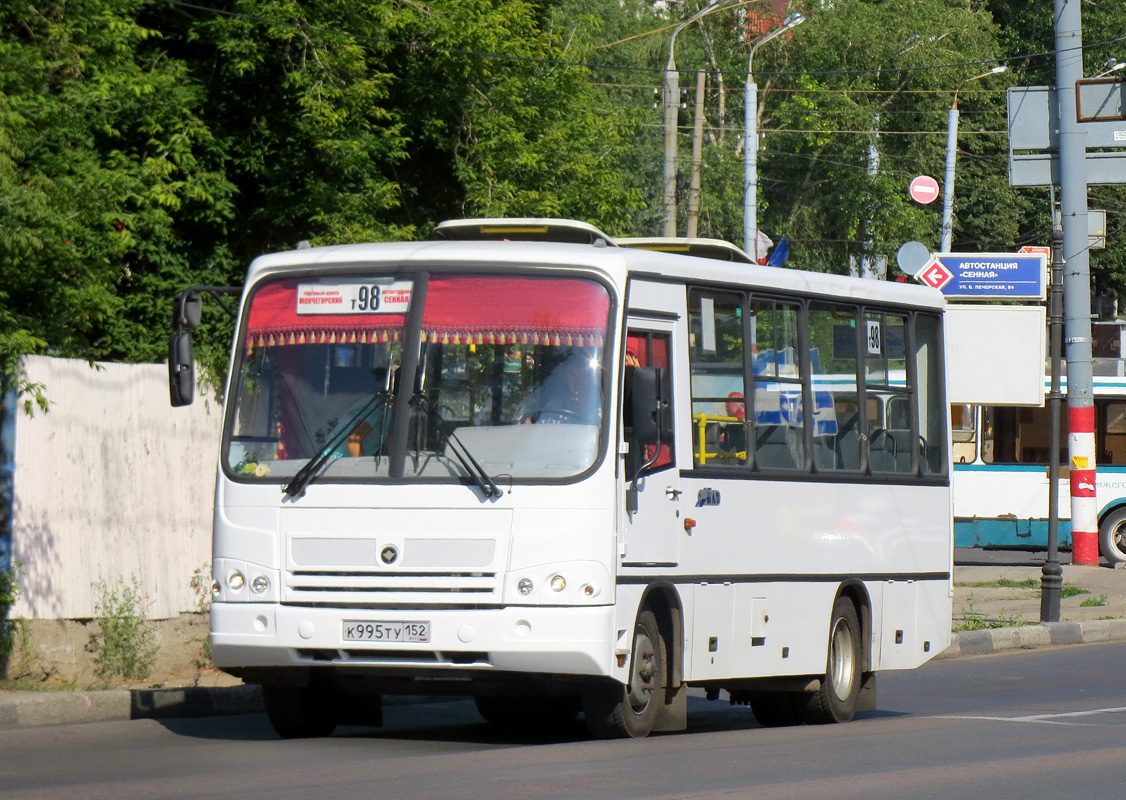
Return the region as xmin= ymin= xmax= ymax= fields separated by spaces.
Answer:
xmin=1099 ymin=508 xmax=1126 ymax=564
xmin=583 ymin=609 xmax=665 ymax=738
xmin=799 ymin=597 xmax=861 ymax=724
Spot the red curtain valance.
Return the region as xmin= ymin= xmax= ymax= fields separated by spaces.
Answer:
xmin=245 ymin=274 xmax=609 ymax=349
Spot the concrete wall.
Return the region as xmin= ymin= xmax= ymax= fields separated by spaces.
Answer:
xmin=10 ymin=355 xmax=222 ymax=620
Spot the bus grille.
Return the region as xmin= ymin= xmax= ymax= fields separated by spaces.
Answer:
xmin=283 ymin=570 xmax=501 ymax=607
xmin=284 ymin=534 xmax=504 ymax=607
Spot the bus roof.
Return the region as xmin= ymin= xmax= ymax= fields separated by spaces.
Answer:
xmin=433 ymin=218 xmax=616 ymax=246
xmin=246 ymin=240 xmax=941 ymax=312
xmin=615 ymin=237 xmax=756 ymax=264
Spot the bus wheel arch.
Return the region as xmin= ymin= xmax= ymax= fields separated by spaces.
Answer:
xmin=800 ymin=586 xmax=868 ymax=724
xmin=583 ymin=583 xmax=684 ymax=738
xmin=1098 ymin=505 xmax=1126 ymax=564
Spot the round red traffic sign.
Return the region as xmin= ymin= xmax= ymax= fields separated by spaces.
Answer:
xmin=909 ymin=175 xmax=940 ymax=205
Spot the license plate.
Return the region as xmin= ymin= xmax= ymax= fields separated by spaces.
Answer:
xmin=342 ymin=620 xmax=430 ymax=643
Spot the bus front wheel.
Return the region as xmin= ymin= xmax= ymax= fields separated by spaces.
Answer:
xmin=583 ymin=609 xmax=665 ymax=738
xmin=799 ymin=597 xmax=861 ymax=724
xmin=1099 ymin=508 xmax=1126 ymax=564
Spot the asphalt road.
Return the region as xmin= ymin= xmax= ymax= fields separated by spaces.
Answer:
xmin=3 ymin=642 xmax=1125 ymax=800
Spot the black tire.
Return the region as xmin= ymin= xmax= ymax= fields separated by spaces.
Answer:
xmin=1099 ymin=507 xmax=1126 ymax=564
xmin=583 ymin=609 xmax=665 ymax=739
xmin=747 ymin=691 xmax=803 ymax=727
xmin=800 ymin=597 xmax=861 ymax=725
xmin=262 ymin=683 xmax=337 ymax=739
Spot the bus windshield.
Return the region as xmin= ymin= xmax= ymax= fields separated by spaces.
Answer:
xmin=224 ymin=272 xmax=612 ymax=485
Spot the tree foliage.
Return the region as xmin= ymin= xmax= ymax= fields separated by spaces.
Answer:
xmin=3 ymin=0 xmax=1126 ymax=399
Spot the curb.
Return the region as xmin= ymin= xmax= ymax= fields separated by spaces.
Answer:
xmin=0 ymin=684 xmax=263 ymax=731
xmin=939 ymin=618 xmax=1126 ymax=659
xmin=5 ymin=621 xmax=1126 ymax=730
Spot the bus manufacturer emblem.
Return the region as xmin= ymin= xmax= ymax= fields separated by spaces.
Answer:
xmin=696 ymin=488 xmax=721 ymax=507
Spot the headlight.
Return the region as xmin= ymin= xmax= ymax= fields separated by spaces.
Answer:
xmin=251 ymin=575 xmax=270 ymax=594
xmin=517 ymin=578 xmax=534 ymax=596
xmin=227 ymin=571 xmax=245 ymax=591
xmin=549 ymin=575 xmax=566 ymax=592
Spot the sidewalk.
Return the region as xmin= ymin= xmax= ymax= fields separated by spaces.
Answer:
xmin=3 ymin=559 xmax=1125 ymax=730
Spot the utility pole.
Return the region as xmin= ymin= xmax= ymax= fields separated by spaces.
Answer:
xmin=1042 ymin=222 xmax=1065 ymax=621
xmin=687 ymin=70 xmax=706 ymax=238
xmin=1054 ymin=0 xmax=1099 ymax=566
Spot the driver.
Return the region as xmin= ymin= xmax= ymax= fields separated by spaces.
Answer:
xmin=518 ymin=351 xmax=601 ymax=425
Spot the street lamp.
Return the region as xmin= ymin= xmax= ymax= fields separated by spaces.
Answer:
xmin=1095 ymin=57 xmax=1126 ymax=78
xmin=744 ymin=12 xmax=805 ymax=259
xmin=939 ymin=65 xmax=1007 ymax=252
xmin=663 ymin=0 xmax=737 ymax=236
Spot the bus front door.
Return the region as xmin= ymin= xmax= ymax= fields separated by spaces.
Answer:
xmin=621 ymin=315 xmax=683 ymax=568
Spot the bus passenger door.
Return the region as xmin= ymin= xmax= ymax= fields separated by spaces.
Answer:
xmin=621 ymin=320 xmax=682 ymax=567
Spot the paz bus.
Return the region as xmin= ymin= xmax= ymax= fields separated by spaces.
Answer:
xmin=169 ymin=219 xmax=953 ymax=739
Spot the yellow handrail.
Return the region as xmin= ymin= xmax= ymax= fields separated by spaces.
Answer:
xmin=693 ymin=413 xmax=746 ymax=465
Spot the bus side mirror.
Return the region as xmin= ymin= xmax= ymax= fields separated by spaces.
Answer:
xmin=632 ymin=367 xmax=663 ymax=446
xmin=169 ymin=331 xmax=195 ymax=407
xmin=173 ymin=292 xmax=203 ymax=331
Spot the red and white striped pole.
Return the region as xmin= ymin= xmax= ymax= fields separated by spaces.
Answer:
xmin=1069 ymin=405 xmax=1100 ymax=565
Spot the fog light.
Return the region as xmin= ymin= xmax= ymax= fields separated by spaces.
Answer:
xmin=251 ymin=575 xmax=270 ymax=594
xmin=550 ymin=575 xmax=566 ymax=592
xmin=228 ymin=571 xmax=245 ymax=590
xmin=517 ymin=578 xmax=534 ymax=596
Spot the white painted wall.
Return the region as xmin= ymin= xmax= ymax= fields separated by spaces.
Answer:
xmin=10 ymin=355 xmax=222 ymax=619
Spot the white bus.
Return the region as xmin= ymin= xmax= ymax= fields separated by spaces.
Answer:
xmin=952 ymin=371 xmax=1126 ymax=563
xmin=170 ymin=220 xmax=952 ymax=739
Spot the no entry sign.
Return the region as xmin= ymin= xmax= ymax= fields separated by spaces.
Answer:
xmin=909 ymin=175 xmax=940 ymax=205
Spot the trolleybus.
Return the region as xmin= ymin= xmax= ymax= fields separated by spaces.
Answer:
xmin=953 ymin=370 xmax=1126 ymax=562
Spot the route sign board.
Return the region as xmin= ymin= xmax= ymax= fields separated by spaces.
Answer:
xmin=909 ymin=176 xmax=940 ymax=204
xmin=915 ymin=252 xmax=1047 ymax=300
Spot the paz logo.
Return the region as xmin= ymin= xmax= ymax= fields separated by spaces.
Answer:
xmin=696 ymin=488 xmax=721 ymax=507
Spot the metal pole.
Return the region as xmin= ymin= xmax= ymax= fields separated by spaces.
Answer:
xmin=663 ymin=1 xmax=738 ymax=238
xmin=940 ymin=67 xmax=1006 ymax=252
xmin=742 ymin=12 xmax=805 ymax=259
xmin=1054 ymin=0 xmax=1099 ymax=566
xmin=940 ymin=106 xmax=959 ymax=252
xmin=687 ymin=70 xmax=706 ymax=238
xmin=744 ymin=76 xmax=759 ymax=257
xmin=1042 ymin=222 xmax=1065 ymax=621
xmin=662 ymin=62 xmax=680 ymax=236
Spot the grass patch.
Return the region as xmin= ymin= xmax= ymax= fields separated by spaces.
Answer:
xmin=961 ymin=578 xmax=1090 ymax=598
xmin=1080 ymin=594 xmax=1109 ymax=608
xmin=0 ymin=678 xmax=81 ymax=692
xmin=964 ymin=578 xmax=1037 ymax=590
xmin=953 ymin=593 xmax=1027 ymax=631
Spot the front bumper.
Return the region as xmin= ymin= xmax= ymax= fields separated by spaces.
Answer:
xmin=211 ymin=602 xmax=618 ymax=678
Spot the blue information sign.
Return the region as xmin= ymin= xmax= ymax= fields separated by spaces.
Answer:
xmin=917 ymin=253 xmax=1046 ymax=300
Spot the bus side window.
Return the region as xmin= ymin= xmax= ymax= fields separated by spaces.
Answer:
xmin=1104 ymin=402 xmax=1126 ymax=466
xmin=914 ymin=313 xmax=947 ymax=475
xmin=688 ymin=290 xmax=746 ymax=468
xmin=808 ymin=302 xmax=860 ymax=472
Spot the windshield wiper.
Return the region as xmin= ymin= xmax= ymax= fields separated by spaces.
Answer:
xmin=284 ymin=391 xmax=390 ymax=498
xmin=418 ymin=396 xmax=501 ymax=499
